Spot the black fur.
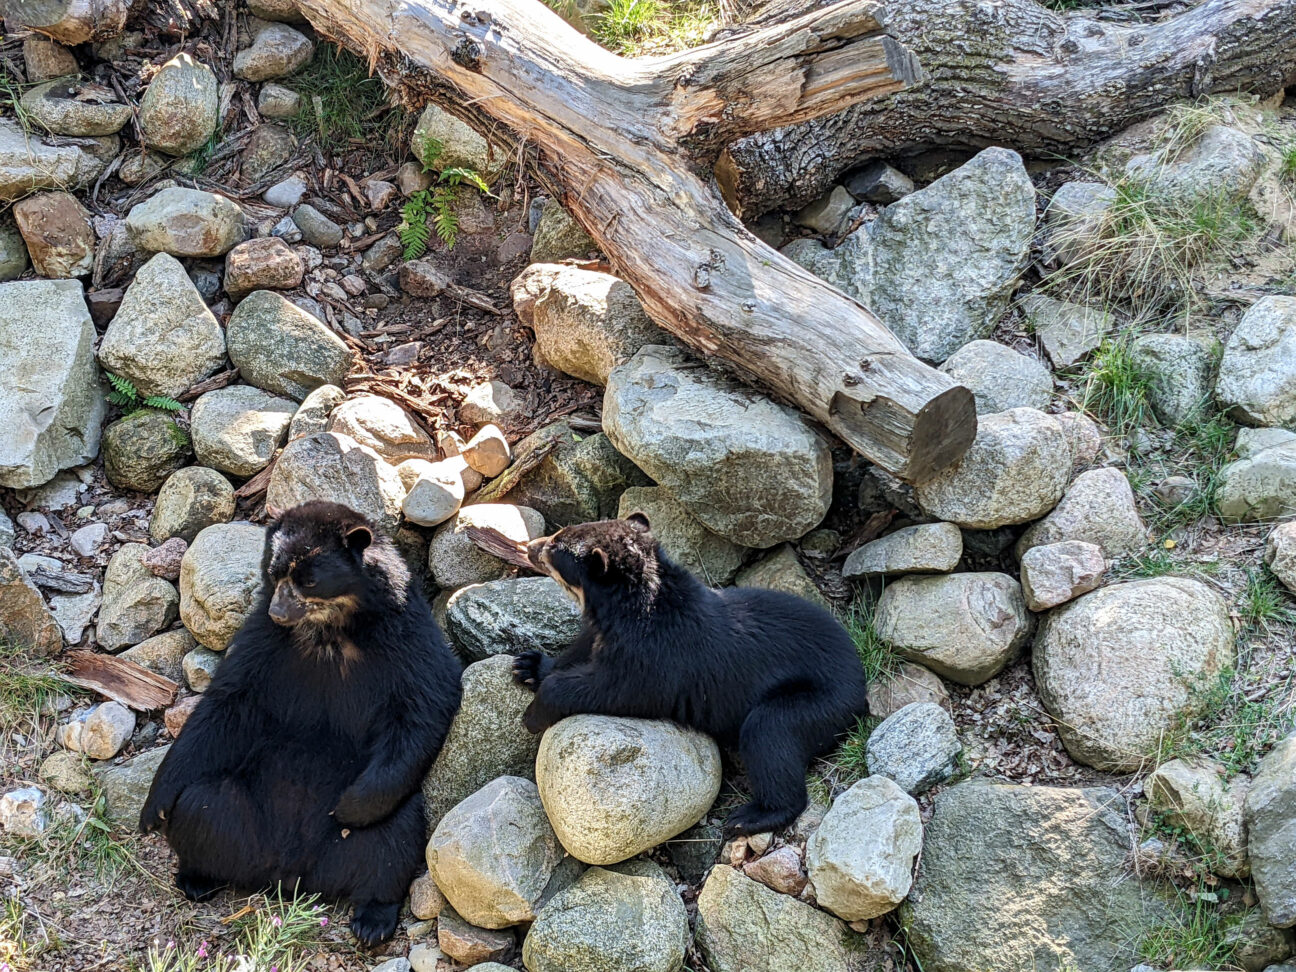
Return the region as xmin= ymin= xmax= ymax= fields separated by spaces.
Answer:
xmin=512 ymin=514 xmax=869 ymax=837
xmin=141 ymin=502 xmax=462 ymax=945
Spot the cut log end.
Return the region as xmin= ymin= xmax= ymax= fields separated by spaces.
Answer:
xmin=833 ymin=381 xmax=976 ymax=483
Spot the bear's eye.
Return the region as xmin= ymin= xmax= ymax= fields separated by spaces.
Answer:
xmin=297 ymin=575 xmax=317 ymax=590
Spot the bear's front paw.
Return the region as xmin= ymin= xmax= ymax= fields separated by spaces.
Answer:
xmin=333 ymin=785 xmax=395 ymax=828
xmin=512 ymin=650 xmax=549 ymax=689
xmin=139 ymin=787 xmax=177 ymax=834
xmin=522 ymin=697 xmax=558 ymax=734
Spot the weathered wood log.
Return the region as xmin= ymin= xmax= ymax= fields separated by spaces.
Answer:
xmin=63 ymin=650 xmax=178 ymax=711
xmin=721 ymin=0 xmax=1296 ymax=215
xmin=296 ymin=0 xmax=977 ymax=482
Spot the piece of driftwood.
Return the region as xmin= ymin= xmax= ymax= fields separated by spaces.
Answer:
xmin=463 ymin=525 xmax=538 ymax=571
xmin=62 ymin=650 xmax=178 ymax=711
xmin=295 ymin=0 xmax=977 ymax=482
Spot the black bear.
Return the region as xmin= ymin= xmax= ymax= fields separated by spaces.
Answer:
xmin=512 ymin=514 xmax=868 ymax=836
xmin=141 ymin=501 xmax=462 ymax=945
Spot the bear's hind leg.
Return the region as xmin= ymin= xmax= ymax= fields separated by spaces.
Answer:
xmin=167 ymin=779 xmax=276 ymax=891
xmin=308 ymin=791 xmax=425 ymax=946
xmin=726 ymin=690 xmax=842 ymax=837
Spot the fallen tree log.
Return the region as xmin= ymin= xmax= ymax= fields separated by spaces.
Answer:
xmin=721 ymin=0 xmax=1296 ymax=215
xmin=295 ymin=0 xmax=978 ymax=482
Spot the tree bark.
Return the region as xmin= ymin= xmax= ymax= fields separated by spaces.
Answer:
xmin=720 ymin=0 xmax=1296 ymax=216
xmin=296 ymin=0 xmax=978 ymax=482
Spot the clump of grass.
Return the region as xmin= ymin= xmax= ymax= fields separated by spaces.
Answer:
xmin=592 ymin=0 xmax=718 ymax=55
xmin=1137 ymin=884 xmax=1239 ymax=971
xmin=288 ymin=45 xmax=400 ymax=145
xmin=1138 ymin=412 xmax=1238 ymax=532
xmin=1238 ymin=568 xmax=1296 ymax=634
xmin=1280 ymin=145 xmax=1296 ymax=183
xmin=841 ymin=596 xmax=895 ymax=683
xmin=1081 ymin=335 xmax=1155 ymax=435
xmin=147 ymin=891 xmax=330 ymax=972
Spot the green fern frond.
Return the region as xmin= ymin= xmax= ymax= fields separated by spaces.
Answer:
xmin=439 ymin=166 xmax=492 ymax=195
xmin=417 ymin=135 xmax=445 ymax=171
xmin=107 ymin=390 xmax=135 ymax=408
xmin=142 ymin=395 xmax=184 ymax=412
xmin=105 ymin=371 xmax=139 ymax=401
xmin=399 ymin=191 xmax=433 ymax=259
xmin=432 ymin=186 xmax=460 ymax=250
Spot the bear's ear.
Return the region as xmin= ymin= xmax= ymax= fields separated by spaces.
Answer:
xmin=588 ymin=546 xmax=610 ymax=579
xmin=626 ymin=512 xmax=651 ymax=533
xmin=344 ymin=524 xmax=373 ymax=555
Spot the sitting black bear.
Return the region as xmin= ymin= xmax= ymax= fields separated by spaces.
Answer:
xmin=513 ymin=514 xmax=869 ymax=836
xmin=141 ymin=501 xmax=462 ymax=945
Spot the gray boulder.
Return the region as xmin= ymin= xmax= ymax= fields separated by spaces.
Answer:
xmin=875 ymin=572 xmax=1033 ymax=685
xmin=225 ymin=290 xmax=353 ymax=400
xmin=1126 ymin=125 xmax=1269 ymax=207
xmin=138 ymin=54 xmax=218 ymax=156
xmin=1145 ymin=757 xmax=1249 ymax=879
xmin=865 ymin=702 xmax=962 ymax=794
xmin=191 ymin=385 xmax=295 ymax=477
xmin=842 ymin=522 xmax=962 ymax=579
xmin=1021 ymin=294 xmax=1112 ymax=369
xmin=124 ymin=188 xmax=247 ymax=258
xmin=806 ymin=775 xmax=923 ymax=919
xmin=412 ymin=104 xmax=495 ymax=172
xmin=328 ymin=394 xmax=437 ymax=463
xmin=523 ymin=860 xmax=689 ymax=972
xmin=0 ymin=217 xmax=29 ymax=281
xmin=101 ymin=410 xmax=192 ymax=493
xmin=501 ymin=424 xmax=648 ymax=529
xmin=522 ymin=265 xmax=670 ymax=385
xmin=1131 ymin=333 xmax=1214 ymax=426
xmin=119 ymin=629 xmax=196 ymax=683
xmin=695 ymin=865 xmax=865 ymax=972
xmin=604 ymin=346 xmax=832 ymax=548
xmin=0 ymin=117 xmax=107 ymax=201
xmin=96 ymin=745 xmax=169 ymax=825
xmin=1217 ymin=428 xmax=1296 ymax=523
xmin=1015 ymin=466 xmax=1146 ymax=560
xmin=867 ymin=662 xmax=950 ymax=720
xmin=530 ymin=200 xmax=596 ymax=263
xmin=95 ymin=543 xmax=179 ymax=652
xmin=233 ymin=23 xmax=313 ymax=82
xmin=183 ymin=645 xmax=222 ymax=691
xmin=266 ymin=433 xmax=405 ymax=535
xmin=20 ymin=80 xmax=132 ymax=137
xmin=915 ymin=408 xmax=1069 ymax=529
xmin=422 ymin=656 xmax=540 ymax=829
xmin=900 ymin=783 xmax=1168 ymax=972
xmin=618 ymin=486 xmax=748 ymax=586
xmin=58 ymin=701 xmax=135 ymax=759
xmin=1216 ymin=295 xmax=1296 ymax=428
xmin=0 ymin=279 xmax=105 ymax=489
xmin=98 ymin=253 xmax=227 ymax=400
xmin=1019 ymin=540 xmax=1106 ymax=612
xmin=288 ymin=383 xmax=346 ymax=441
xmin=0 ymin=547 xmax=63 ymax=654
xmin=937 ymin=339 xmax=1052 ymax=414
xmin=149 ymin=467 xmax=236 ymax=543
xmin=1034 ymin=578 xmax=1235 ymax=772
xmin=445 ymin=576 xmax=582 ymax=661
xmin=179 ymin=522 xmax=267 ymax=650
xmin=1266 ymin=521 xmax=1296 ymax=593
xmin=1043 ymin=181 xmax=1116 ymax=267
xmin=536 ymin=715 xmax=722 ymax=865
xmin=428 ymin=504 xmax=546 ymax=591
xmin=735 ymin=545 xmax=826 ymax=607
xmin=428 ymin=776 xmax=563 ymax=929
xmin=1246 ymin=732 xmax=1296 ymax=927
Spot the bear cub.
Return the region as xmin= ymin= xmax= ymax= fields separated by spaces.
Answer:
xmin=513 ymin=513 xmax=869 ymax=836
xmin=141 ymin=502 xmax=462 ymax=945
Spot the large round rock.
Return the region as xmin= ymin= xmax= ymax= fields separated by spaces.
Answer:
xmin=422 ymin=656 xmax=542 ymax=828
xmin=427 ymin=776 xmax=562 ymax=930
xmin=1215 ymin=295 xmax=1296 ymax=428
xmin=178 ymin=521 xmax=267 ymax=650
xmin=1034 ymin=578 xmax=1235 ymax=772
xmin=138 ymin=54 xmax=218 ymax=156
xmin=266 ymin=432 xmax=404 ymax=535
xmin=874 ymin=572 xmax=1033 ymax=685
xmin=225 ymin=291 xmax=353 ymax=401
xmin=149 ymin=467 xmax=236 ymax=543
xmin=523 ymin=860 xmax=689 ymax=972
xmin=444 ymin=576 xmax=583 ymax=661
xmin=805 ymin=776 xmax=922 ymax=920
xmin=900 ymin=783 xmax=1169 ymax=972
xmin=536 ymin=715 xmax=721 ymax=865
xmin=914 ymin=408 xmax=1070 ymax=529
xmin=695 ymin=865 xmax=865 ymax=972
xmin=191 ymin=385 xmax=296 ymax=477
xmin=603 ymin=345 xmax=832 ymax=548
